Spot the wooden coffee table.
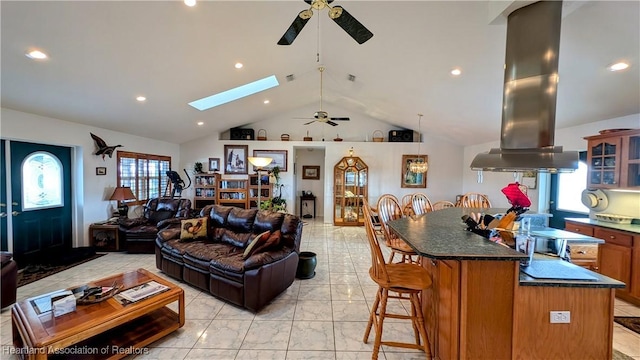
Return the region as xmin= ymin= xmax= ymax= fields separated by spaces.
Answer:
xmin=11 ymin=268 xmax=184 ymax=359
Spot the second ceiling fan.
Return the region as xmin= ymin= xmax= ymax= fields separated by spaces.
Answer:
xmin=297 ymin=66 xmax=350 ymax=127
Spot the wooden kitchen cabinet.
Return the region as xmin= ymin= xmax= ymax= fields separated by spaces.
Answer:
xmin=584 ymin=129 xmax=640 ymax=189
xmin=423 ymin=258 xmax=460 ymax=360
xmin=564 ymin=221 xmax=594 ymax=236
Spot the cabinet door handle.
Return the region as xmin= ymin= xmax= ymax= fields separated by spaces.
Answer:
xmin=577 ymin=250 xmax=586 ymax=254
xmin=610 ymin=235 xmax=615 ymax=239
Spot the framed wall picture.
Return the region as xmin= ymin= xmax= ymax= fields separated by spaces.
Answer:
xmin=401 ymin=154 xmax=428 ymax=188
xmin=208 ymin=157 xmax=220 ymax=172
xmin=224 ymin=145 xmax=248 ymax=174
xmin=252 ymin=150 xmax=288 ymax=172
xmin=302 ymin=165 xmax=320 ymax=180
xmin=96 ymin=167 xmax=107 ymax=176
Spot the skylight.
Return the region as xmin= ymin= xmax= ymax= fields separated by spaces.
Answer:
xmin=188 ymin=75 xmax=279 ymax=111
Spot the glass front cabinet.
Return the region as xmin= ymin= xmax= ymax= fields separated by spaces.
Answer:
xmin=334 ymin=156 xmax=368 ymax=226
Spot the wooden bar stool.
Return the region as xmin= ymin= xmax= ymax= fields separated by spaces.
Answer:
xmin=411 ymin=193 xmax=433 ymax=215
xmin=432 ymin=200 xmax=455 ymax=210
xmin=362 ymin=201 xmax=432 ymax=360
xmin=376 ymin=194 xmax=419 ymax=264
xmin=459 ymin=192 xmax=492 ymax=208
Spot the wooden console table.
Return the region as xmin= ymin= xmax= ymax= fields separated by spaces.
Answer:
xmin=11 ymin=268 xmax=184 ymax=359
xmin=299 ymin=195 xmax=316 ymax=218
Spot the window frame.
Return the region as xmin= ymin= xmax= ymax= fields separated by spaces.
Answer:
xmin=116 ymin=151 xmax=171 ymax=205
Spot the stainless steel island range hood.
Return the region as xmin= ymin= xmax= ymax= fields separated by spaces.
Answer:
xmin=470 ymin=1 xmax=578 ymax=173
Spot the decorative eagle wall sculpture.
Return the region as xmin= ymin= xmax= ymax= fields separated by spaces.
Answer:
xmin=90 ymin=133 xmax=122 ymax=160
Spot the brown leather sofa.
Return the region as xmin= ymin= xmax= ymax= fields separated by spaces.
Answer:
xmin=119 ymin=197 xmax=192 ymax=254
xmin=1 ymin=252 xmax=17 ymax=308
xmin=155 ymin=205 xmax=303 ymax=312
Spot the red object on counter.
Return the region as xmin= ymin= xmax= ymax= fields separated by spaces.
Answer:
xmin=501 ymin=182 xmax=531 ymax=207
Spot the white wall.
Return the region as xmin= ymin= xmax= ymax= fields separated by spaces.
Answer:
xmin=462 ymin=114 xmax=640 ymax=217
xmin=294 ymin=147 xmax=325 ymax=218
xmin=1 ymin=108 xmax=180 ymax=247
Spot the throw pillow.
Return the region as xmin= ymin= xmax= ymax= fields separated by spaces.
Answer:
xmin=180 ymin=217 xmax=208 ymax=241
xmin=243 ymin=230 xmax=271 ymax=259
xmin=252 ymin=230 xmax=281 ymax=255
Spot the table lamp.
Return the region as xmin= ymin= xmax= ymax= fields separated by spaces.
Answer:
xmin=248 ymin=157 xmax=273 ymax=209
xmin=110 ymin=186 xmax=136 ymax=217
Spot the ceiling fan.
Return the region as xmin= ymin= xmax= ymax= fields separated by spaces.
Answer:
xmin=297 ymin=66 xmax=350 ymax=127
xmin=278 ymin=0 xmax=373 ymax=45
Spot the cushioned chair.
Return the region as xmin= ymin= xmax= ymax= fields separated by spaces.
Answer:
xmin=119 ymin=197 xmax=192 ymax=253
xmin=1 ymin=252 xmax=17 ymax=308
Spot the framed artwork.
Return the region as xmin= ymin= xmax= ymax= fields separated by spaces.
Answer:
xmin=208 ymin=157 xmax=220 ymax=172
xmin=252 ymin=150 xmax=288 ymax=172
xmin=96 ymin=167 xmax=107 ymax=176
xmin=302 ymin=165 xmax=320 ymax=180
xmin=401 ymin=154 xmax=428 ymax=188
xmin=522 ymin=170 xmax=537 ymax=189
xmin=224 ymin=145 xmax=248 ymax=174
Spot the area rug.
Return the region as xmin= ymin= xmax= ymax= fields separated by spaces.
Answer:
xmin=614 ymin=316 xmax=640 ymax=335
xmin=17 ymin=253 xmax=106 ymax=287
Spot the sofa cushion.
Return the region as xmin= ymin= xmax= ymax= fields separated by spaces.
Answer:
xmin=253 ymin=211 xmax=285 ymax=234
xmin=209 ymin=205 xmax=233 ymax=227
xmin=251 ymin=230 xmax=281 ymax=256
xmin=280 ymin=214 xmax=302 ymax=249
xmin=243 ymin=230 xmax=271 ymax=259
xmin=149 ymin=210 xmax=175 ymax=224
xmin=220 ymin=230 xmax=252 ymax=248
xmin=180 ymin=217 xmax=208 ymax=241
xmin=227 ymin=208 xmax=257 ymax=233
xmin=209 ymin=251 xmax=245 ymax=274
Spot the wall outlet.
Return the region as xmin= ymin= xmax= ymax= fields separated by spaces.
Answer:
xmin=550 ymin=311 xmax=571 ymax=323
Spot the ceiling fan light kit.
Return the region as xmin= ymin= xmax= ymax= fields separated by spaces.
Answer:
xmin=278 ymin=0 xmax=373 ymax=45
xmin=298 ymin=66 xmax=351 ymax=127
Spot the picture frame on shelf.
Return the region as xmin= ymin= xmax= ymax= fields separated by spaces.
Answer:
xmin=401 ymin=154 xmax=428 ymax=188
xmin=224 ymin=145 xmax=248 ymax=174
xmin=252 ymin=150 xmax=288 ymax=172
xmin=208 ymin=158 xmax=220 ymax=172
xmin=302 ymin=165 xmax=320 ymax=180
xmin=96 ymin=167 xmax=107 ymax=176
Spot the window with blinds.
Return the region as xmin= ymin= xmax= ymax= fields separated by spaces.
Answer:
xmin=117 ymin=151 xmax=171 ymax=204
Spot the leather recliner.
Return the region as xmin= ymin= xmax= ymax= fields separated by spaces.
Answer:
xmin=1 ymin=252 xmax=17 ymax=308
xmin=119 ymin=198 xmax=192 ymax=254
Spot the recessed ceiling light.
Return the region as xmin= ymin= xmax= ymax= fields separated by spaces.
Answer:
xmin=263 ymin=100 xmax=270 ymax=104
xmin=197 ymin=121 xmax=204 ymax=126
xmin=609 ymin=62 xmax=629 ymax=71
xmin=184 ymin=0 xmax=196 ymax=7
xmin=136 ymin=96 xmax=146 ymax=102
xmin=25 ymin=50 xmax=47 ymax=60
xmin=235 ymin=63 xmax=243 ymax=69
xmin=451 ymin=68 xmax=462 ymax=76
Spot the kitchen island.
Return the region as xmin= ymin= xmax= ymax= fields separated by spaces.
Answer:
xmin=387 ymin=208 xmax=624 ymax=360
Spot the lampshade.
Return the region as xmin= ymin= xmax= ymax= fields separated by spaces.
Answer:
xmin=411 ymin=113 xmax=428 ymax=174
xmin=248 ymin=157 xmax=273 ymax=169
xmin=110 ymin=186 xmax=136 ymax=201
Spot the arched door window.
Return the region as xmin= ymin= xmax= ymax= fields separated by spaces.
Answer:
xmin=22 ymin=151 xmax=63 ymax=210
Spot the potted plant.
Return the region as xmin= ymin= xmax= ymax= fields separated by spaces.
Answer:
xmin=260 ymin=166 xmax=287 ymax=212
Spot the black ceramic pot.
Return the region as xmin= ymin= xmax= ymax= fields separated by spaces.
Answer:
xmin=296 ymin=251 xmax=317 ymax=279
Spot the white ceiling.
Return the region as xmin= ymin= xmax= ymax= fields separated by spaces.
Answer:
xmin=1 ymin=1 xmax=638 ymax=145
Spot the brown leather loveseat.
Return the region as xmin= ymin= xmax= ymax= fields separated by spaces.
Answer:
xmin=155 ymin=204 xmax=303 ymax=312
xmin=119 ymin=197 xmax=192 ymax=253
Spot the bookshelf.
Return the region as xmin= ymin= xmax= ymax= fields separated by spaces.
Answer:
xmin=249 ymin=174 xmax=271 ymax=209
xmin=193 ymin=173 xmax=218 ymax=211
xmin=217 ymin=177 xmax=248 ymax=208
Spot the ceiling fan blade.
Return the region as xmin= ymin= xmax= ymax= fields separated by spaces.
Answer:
xmin=328 ymin=6 xmax=373 ymax=44
xmin=278 ymin=10 xmax=313 ymax=45
xmin=327 ymin=120 xmax=339 ymax=126
xmin=330 ymin=117 xmax=350 ymax=121
xmin=303 ymin=120 xmax=317 ymax=125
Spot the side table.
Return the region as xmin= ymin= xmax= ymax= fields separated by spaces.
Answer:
xmin=299 ymin=195 xmax=316 ymax=218
xmin=89 ymin=223 xmax=122 ymax=251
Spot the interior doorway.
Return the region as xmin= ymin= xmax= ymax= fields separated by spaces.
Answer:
xmin=293 ymin=147 xmax=326 ymax=221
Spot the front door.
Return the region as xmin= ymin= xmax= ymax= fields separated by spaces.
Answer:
xmin=9 ymin=141 xmax=72 ymax=266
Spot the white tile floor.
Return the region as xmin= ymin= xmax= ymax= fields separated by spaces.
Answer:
xmin=1 ymin=217 xmax=639 ymax=359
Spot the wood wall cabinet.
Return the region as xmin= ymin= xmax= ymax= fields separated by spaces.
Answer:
xmin=333 ymin=156 xmax=368 ymax=226
xmin=248 ymin=174 xmax=270 ymax=209
xmin=217 ymin=177 xmax=248 ymax=209
xmin=193 ymin=173 xmax=217 ymax=210
xmin=565 ymin=220 xmax=639 ymax=305
xmin=584 ymin=129 xmax=640 ymax=189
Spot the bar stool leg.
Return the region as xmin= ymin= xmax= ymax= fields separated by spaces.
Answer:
xmin=371 ymin=288 xmax=389 ymax=360
xmin=363 ymin=287 xmax=381 ymax=343
xmin=411 ymin=292 xmax=432 ymax=358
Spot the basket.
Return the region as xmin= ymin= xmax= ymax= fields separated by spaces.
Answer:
xmin=257 ymin=129 xmax=267 ymax=141
xmin=281 ymin=134 xmax=290 ymax=141
xmin=372 ymin=130 xmax=384 ymax=142
xmin=303 ymin=136 xmax=313 ymax=141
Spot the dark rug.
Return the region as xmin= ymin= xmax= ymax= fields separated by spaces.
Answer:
xmin=17 ymin=252 xmax=106 ymax=287
xmin=614 ymin=316 xmax=640 ymax=335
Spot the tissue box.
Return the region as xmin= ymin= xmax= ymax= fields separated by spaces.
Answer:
xmin=51 ymin=291 xmax=76 ymax=317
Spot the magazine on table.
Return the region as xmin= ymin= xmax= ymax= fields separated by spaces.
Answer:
xmin=114 ymin=281 xmax=169 ymax=304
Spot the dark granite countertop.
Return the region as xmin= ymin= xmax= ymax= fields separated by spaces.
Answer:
xmin=387 ymin=207 xmax=527 ymax=261
xmin=387 ymin=208 xmax=625 ymax=289
xmin=565 ymin=217 xmax=640 ymax=234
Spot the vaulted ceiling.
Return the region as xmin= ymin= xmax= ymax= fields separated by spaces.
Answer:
xmin=1 ymin=1 xmax=638 ymax=145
